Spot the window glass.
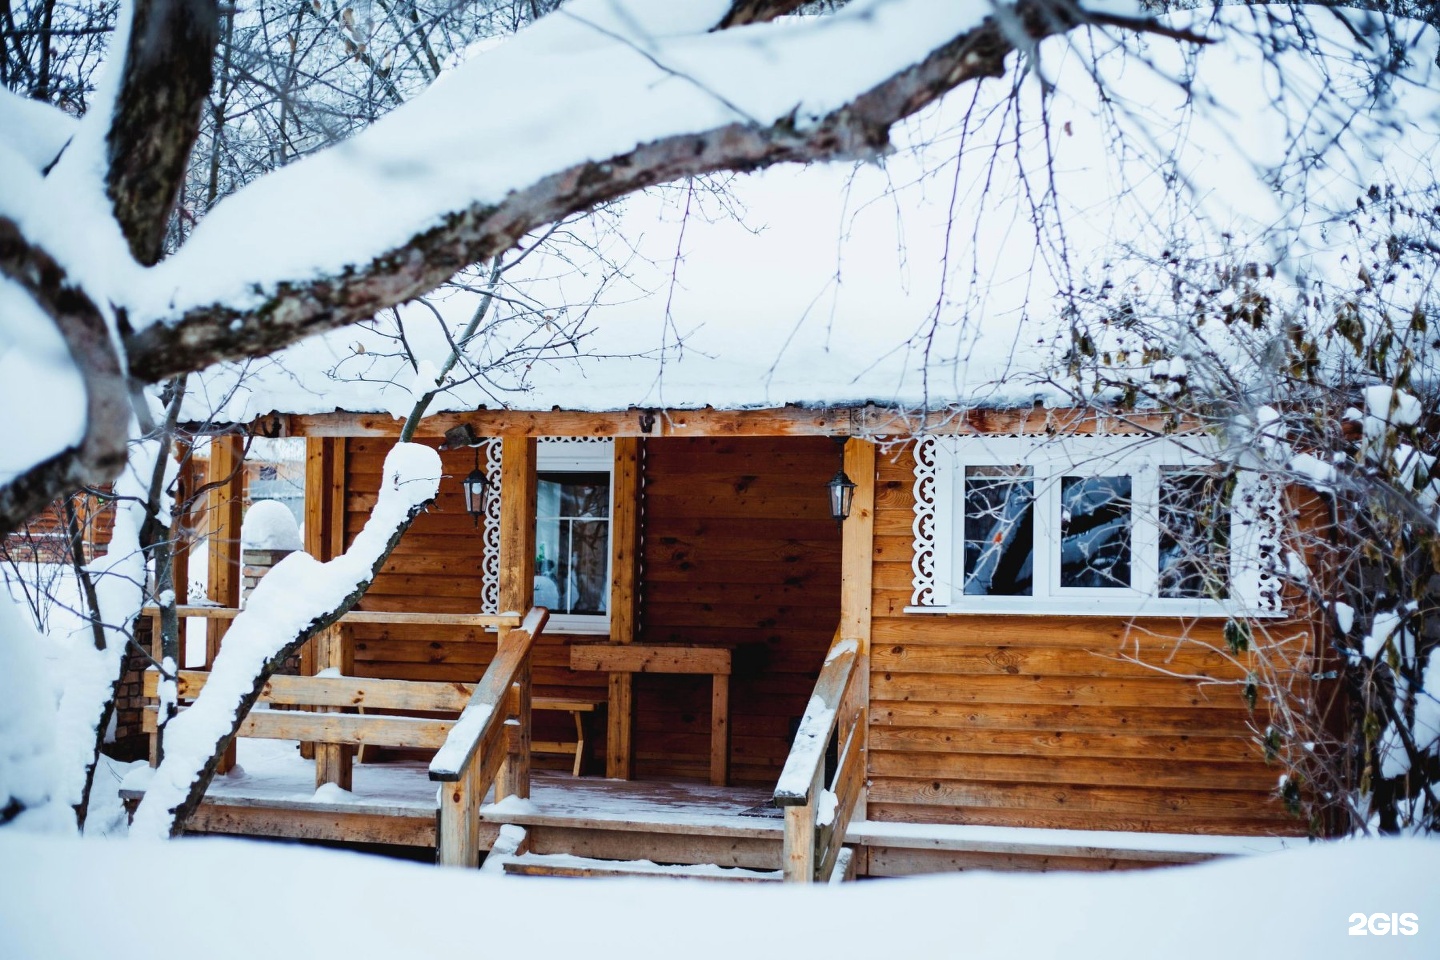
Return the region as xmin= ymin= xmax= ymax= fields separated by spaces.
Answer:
xmin=1159 ymin=469 xmax=1231 ymax=599
xmin=962 ymin=466 xmax=1034 ymax=596
xmin=1059 ymin=475 xmax=1132 ymax=588
xmin=536 ymin=471 xmax=610 ymax=616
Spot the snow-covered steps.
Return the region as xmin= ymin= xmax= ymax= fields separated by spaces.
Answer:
xmin=500 ymin=852 xmax=783 ymax=882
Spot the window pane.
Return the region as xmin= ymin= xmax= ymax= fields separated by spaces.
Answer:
xmin=1159 ymin=469 xmax=1230 ymax=599
xmin=1060 ymin=476 xmax=1132 ymax=589
xmin=963 ymin=466 xmax=1034 ymax=596
xmin=536 ymin=471 xmax=611 ymax=616
xmin=558 ymin=472 xmax=610 ymax=519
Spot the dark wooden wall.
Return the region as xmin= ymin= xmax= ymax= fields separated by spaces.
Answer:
xmin=344 ymin=436 xmax=842 ymax=781
xmin=637 ymin=437 xmax=842 ymax=786
xmin=868 ymin=444 xmax=1308 ymax=836
xmin=343 ymin=439 xmax=605 ymax=761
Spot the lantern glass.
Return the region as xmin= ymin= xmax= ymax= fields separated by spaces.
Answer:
xmin=463 ymin=468 xmax=489 ymax=520
xmin=828 ymin=469 xmax=856 ymax=523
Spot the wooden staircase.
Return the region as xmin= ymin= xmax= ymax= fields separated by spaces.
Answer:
xmin=481 ymin=824 xmax=847 ymax=882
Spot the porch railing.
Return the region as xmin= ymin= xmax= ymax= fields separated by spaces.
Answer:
xmin=430 ymin=606 xmax=548 ymax=866
xmin=773 ymin=626 xmax=867 ymax=883
xmin=139 ymin=604 xmax=549 ymax=867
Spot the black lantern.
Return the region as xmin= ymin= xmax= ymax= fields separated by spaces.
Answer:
xmin=827 ymin=467 xmax=856 ymax=526
xmin=463 ymin=446 xmax=490 ymax=526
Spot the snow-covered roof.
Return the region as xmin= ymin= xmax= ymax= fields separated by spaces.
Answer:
xmin=183 ymin=6 xmax=1440 ymax=424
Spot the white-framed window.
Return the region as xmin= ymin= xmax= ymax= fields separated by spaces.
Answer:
xmin=910 ymin=435 xmax=1282 ymax=617
xmin=535 ymin=440 xmax=614 ymax=634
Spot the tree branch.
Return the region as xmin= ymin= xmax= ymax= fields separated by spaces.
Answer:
xmin=715 ymin=0 xmax=809 ymax=30
xmin=106 ymin=0 xmax=218 ymax=265
xmin=0 ymin=218 xmax=130 ymax=537
xmin=123 ymin=6 xmax=1036 ymax=383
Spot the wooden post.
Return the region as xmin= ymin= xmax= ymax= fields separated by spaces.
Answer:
xmin=607 ymin=438 xmax=641 ymax=780
xmin=301 ymin=437 xmax=344 ymax=761
xmin=782 ymin=761 xmax=822 ymax=883
xmin=710 ymin=673 xmax=729 ymax=787
xmin=495 ymin=437 xmax=536 ymax=801
xmin=313 ymin=624 xmax=353 ymax=791
xmin=206 ymin=433 xmax=244 ymax=773
xmin=840 ymin=437 xmax=874 ymax=821
xmin=437 ymin=751 xmax=482 ymax=868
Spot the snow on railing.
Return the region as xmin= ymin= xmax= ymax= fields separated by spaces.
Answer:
xmin=773 ymin=627 xmax=865 ymax=883
xmin=429 ymin=606 xmax=548 ymax=868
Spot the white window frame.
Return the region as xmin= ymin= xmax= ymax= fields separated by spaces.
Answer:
xmin=912 ymin=434 xmax=1283 ymax=618
xmin=535 ymin=439 xmax=614 ymax=635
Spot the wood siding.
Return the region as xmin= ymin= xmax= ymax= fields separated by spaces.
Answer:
xmin=869 ymin=444 xmax=1308 ymax=836
xmin=638 ymin=437 xmax=842 ymax=786
xmin=343 ymin=439 xmax=606 ymax=764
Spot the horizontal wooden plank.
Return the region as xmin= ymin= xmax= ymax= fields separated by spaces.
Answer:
xmin=295 ymin=408 xmax=861 ymax=438
xmin=645 ymin=516 xmax=839 ymax=541
xmin=869 ymin=674 xmax=1251 ymax=710
xmin=189 ymin=804 xmax=439 ymax=847
xmin=864 ymin=846 xmax=1168 ymax=876
xmin=570 ymin=644 xmax=732 ymax=675
xmin=144 ymin=706 xmax=452 ymax=748
xmin=867 ymin=725 xmax=1262 ymax=763
xmin=867 ymin=778 xmax=1290 ymax=820
xmin=869 ymin=700 xmax=1256 ymax=736
xmin=872 ymin=643 xmax=1248 ymax=681
xmin=868 ymin=749 xmax=1280 ymax=791
xmin=864 ymin=802 xmax=1299 ymax=836
xmin=139 ymin=606 xmax=516 ymax=628
xmin=641 ymin=602 xmax=840 ymax=631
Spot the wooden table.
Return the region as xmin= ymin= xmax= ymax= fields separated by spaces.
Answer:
xmin=570 ymin=644 xmax=732 ymax=786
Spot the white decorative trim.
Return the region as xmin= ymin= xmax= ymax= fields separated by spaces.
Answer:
xmin=480 ymin=438 xmax=503 ymax=614
xmin=911 ymin=436 xmax=939 ymax=606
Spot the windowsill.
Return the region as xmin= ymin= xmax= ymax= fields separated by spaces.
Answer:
xmin=903 ymin=600 xmax=1288 ymax=619
xmin=543 ymin=614 xmax=610 ymax=635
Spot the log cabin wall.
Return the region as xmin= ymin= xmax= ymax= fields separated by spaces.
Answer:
xmin=638 ymin=437 xmax=842 ymax=786
xmin=869 ymin=444 xmax=1308 ymax=837
xmin=342 ymin=438 xmax=607 ymax=763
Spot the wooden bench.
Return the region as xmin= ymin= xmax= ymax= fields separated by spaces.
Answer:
xmin=143 ymin=670 xmax=603 ymax=780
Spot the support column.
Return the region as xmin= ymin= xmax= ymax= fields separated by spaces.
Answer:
xmin=496 ymin=436 xmax=536 ymax=800
xmin=607 ymin=437 xmax=641 ymax=780
xmin=301 ymin=437 xmax=344 ymax=761
xmin=206 ymin=433 xmax=244 ymax=773
xmin=840 ymin=437 xmax=875 ymax=822
xmin=313 ymin=624 xmax=354 ymax=791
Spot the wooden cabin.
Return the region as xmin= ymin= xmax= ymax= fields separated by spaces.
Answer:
xmin=131 ymin=402 xmax=1312 ymax=880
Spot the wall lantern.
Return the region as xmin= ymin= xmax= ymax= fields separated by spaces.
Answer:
xmin=827 ymin=467 xmax=856 ymax=526
xmin=441 ymin=424 xmax=489 ymax=527
xmin=463 ymin=446 xmax=490 ymax=527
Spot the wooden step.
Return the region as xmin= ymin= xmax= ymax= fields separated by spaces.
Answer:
xmin=501 ymin=853 xmax=782 ymax=882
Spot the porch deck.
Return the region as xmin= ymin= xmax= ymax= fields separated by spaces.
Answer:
xmin=159 ymin=739 xmax=787 ymax=869
xmin=136 ymin=740 xmax=1291 ymax=878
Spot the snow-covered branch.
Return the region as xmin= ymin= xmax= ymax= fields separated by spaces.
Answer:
xmin=0 ymin=218 xmax=129 ymax=537
xmin=129 ymin=442 xmax=441 ymax=838
xmin=120 ymin=0 xmax=1068 ymax=383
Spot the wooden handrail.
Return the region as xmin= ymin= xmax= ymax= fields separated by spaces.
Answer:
xmin=140 ymin=605 xmax=522 ymax=629
xmin=430 ymin=606 xmax=548 ymax=868
xmin=774 ymin=628 xmax=865 ymax=883
xmin=428 ymin=607 xmax=547 ymax=781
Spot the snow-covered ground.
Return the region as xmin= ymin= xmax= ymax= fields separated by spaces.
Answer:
xmin=0 ymin=832 xmax=1435 ymax=959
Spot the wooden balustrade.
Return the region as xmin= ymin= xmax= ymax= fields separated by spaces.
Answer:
xmin=140 ymin=604 xmax=551 ymax=868
xmin=430 ymin=607 xmax=549 ymax=867
xmin=773 ymin=628 xmax=866 ymax=883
